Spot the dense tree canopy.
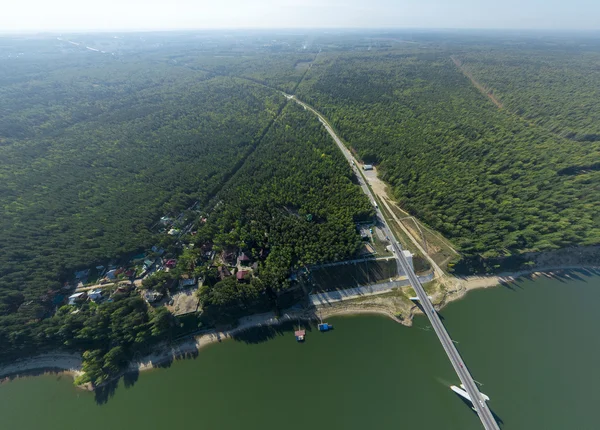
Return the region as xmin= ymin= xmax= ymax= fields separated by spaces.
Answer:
xmin=455 ymin=47 xmax=600 ymax=142
xmin=0 ymin=33 xmax=370 ymax=383
xmin=197 ymin=102 xmax=373 ymax=309
xmin=297 ymin=50 xmax=600 ymax=257
xmin=1 ymin=31 xmax=598 ymax=383
xmin=0 ymin=51 xmax=283 ymax=321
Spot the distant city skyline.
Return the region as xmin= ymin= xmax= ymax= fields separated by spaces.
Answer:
xmin=2 ymin=0 xmax=599 ymax=33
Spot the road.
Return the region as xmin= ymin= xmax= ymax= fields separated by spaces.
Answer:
xmin=288 ymin=94 xmax=500 ymax=430
xmin=285 ymin=94 xmax=445 ymax=278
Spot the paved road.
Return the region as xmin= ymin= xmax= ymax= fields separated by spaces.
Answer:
xmin=289 ymin=94 xmax=500 ymax=430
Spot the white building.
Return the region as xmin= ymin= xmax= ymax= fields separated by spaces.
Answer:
xmin=68 ymin=292 xmax=86 ymax=305
xmin=88 ymin=289 xmax=103 ymax=301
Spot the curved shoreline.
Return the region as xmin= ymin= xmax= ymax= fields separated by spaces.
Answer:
xmin=1 ymin=265 xmax=597 ymax=386
xmin=0 ymin=353 xmax=83 ymax=384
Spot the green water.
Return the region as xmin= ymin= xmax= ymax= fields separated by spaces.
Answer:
xmin=1 ymin=270 xmax=599 ymax=430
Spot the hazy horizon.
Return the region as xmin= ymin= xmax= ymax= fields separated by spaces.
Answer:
xmin=2 ymin=0 xmax=599 ymax=33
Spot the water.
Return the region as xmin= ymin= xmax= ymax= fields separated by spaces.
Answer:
xmin=1 ymin=270 xmax=599 ymax=430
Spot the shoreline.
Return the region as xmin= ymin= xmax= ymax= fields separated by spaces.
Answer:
xmin=0 ymin=353 xmax=84 ymax=385
xmin=460 ymin=264 xmax=600 ymax=292
xmin=1 ymin=265 xmax=597 ymax=387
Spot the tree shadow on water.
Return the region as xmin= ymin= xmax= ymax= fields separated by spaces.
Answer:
xmin=94 ymin=379 xmax=119 ymax=405
xmin=231 ymin=321 xmax=299 ymax=344
xmin=123 ymin=370 xmax=139 ymax=388
xmin=501 ymin=268 xmax=600 ymax=291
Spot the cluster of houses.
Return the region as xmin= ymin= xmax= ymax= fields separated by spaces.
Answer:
xmin=62 ymin=200 xmax=270 ymax=316
xmin=219 ymin=249 xmax=262 ymax=283
xmin=67 ymin=287 xmax=114 ymax=306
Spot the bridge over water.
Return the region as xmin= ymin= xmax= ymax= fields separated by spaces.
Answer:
xmin=290 ymin=94 xmax=501 ymax=430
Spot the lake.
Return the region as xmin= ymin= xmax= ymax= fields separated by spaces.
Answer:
xmin=1 ymin=269 xmax=599 ymax=429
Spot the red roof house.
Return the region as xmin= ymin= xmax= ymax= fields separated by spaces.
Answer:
xmin=236 ymin=270 xmax=250 ymax=281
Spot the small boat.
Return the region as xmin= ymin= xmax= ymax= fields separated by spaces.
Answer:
xmin=318 ymin=322 xmax=333 ymax=332
xmin=295 ymin=329 xmax=306 ymax=342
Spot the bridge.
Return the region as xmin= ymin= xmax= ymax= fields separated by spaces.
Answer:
xmin=390 ymin=233 xmax=500 ymax=430
xmin=289 ymin=94 xmax=500 ymax=430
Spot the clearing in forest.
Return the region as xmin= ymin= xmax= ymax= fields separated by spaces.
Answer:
xmin=450 ymin=55 xmax=504 ymax=109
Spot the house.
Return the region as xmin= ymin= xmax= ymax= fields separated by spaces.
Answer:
xmin=74 ymin=269 xmax=90 ymax=280
xmin=143 ymin=259 xmax=155 ymax=271
xmin=363 ymin=164 xmax=374 ymax=171
xmin=115 ymin=285 xmax=131 ymax=294
xmin=179 ymin=278 xmax=196 ymax=289
xmin=88 ymin=289 xmax=103 ymax=301
xmin=143 ymin=290 xmax=163 ymax=304
xmin=151 ymin=245 xmax=165 ymax=256
xmin=159 ymin=216 xmax=172 ymax=225
xmin=68 ymin=292 xmax=87 ymax=305
xmin=106 ymin=269 xmax=118 ymax=280
xmin=218 ymin=265 xmax=231 ymax=280
xmin=95 ymin=265 xmax=106 ymax=277
xmin=236 ymin=271 xmax=250 ymax=282
xmin=165 ymin=259 xmax=177 ymax=269
xmin=222 ymin=250 xmax=237 ymax=265
xmin=168 ymin=228 xmax=180 ymax=236
xmin=201 ymin=243 xmax=214 ymax=259
xmin=238 ymin=252 xmax=251 ymax=266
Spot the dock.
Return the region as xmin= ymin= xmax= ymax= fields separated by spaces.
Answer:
xmin=318 ymin=322 xmax=333 ymax=332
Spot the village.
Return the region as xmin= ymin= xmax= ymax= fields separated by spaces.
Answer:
xmin=60 ymin=206 xmax=408 ymax=323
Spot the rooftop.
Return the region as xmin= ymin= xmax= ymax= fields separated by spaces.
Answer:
xmin=236 ymin=270 xmax=250 ymax=280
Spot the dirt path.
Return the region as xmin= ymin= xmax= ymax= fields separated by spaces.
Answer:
xmin=451 ymin=56 xmax=503 ymax=109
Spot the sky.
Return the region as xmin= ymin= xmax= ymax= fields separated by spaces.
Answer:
xmin=1 ymin=0 xmax=599 ymax=33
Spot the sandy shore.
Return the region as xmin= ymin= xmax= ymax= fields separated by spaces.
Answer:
xmin=1 ymin=265 xmax=596 ymax=387
xmin=0 ymin=353 xmax=83 ymax=382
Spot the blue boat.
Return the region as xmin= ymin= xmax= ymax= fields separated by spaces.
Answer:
xmin=318 ymin=323 xmax=333 ymax=332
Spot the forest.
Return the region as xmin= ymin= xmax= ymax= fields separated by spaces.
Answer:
xmin=296 ymin=47 xmax=600 ymax=259
xmin=0 ymin=56 xmax=284 ymax=318
xmin=0 ymin=33 xmax=370 ymax=384
xmin=195 ymin=102 xmax=373 ymax=316
xmin=454 ymin=46 xmax=600 ymax=142
xmin=0 ymin=31 xmax=599 ymax=383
